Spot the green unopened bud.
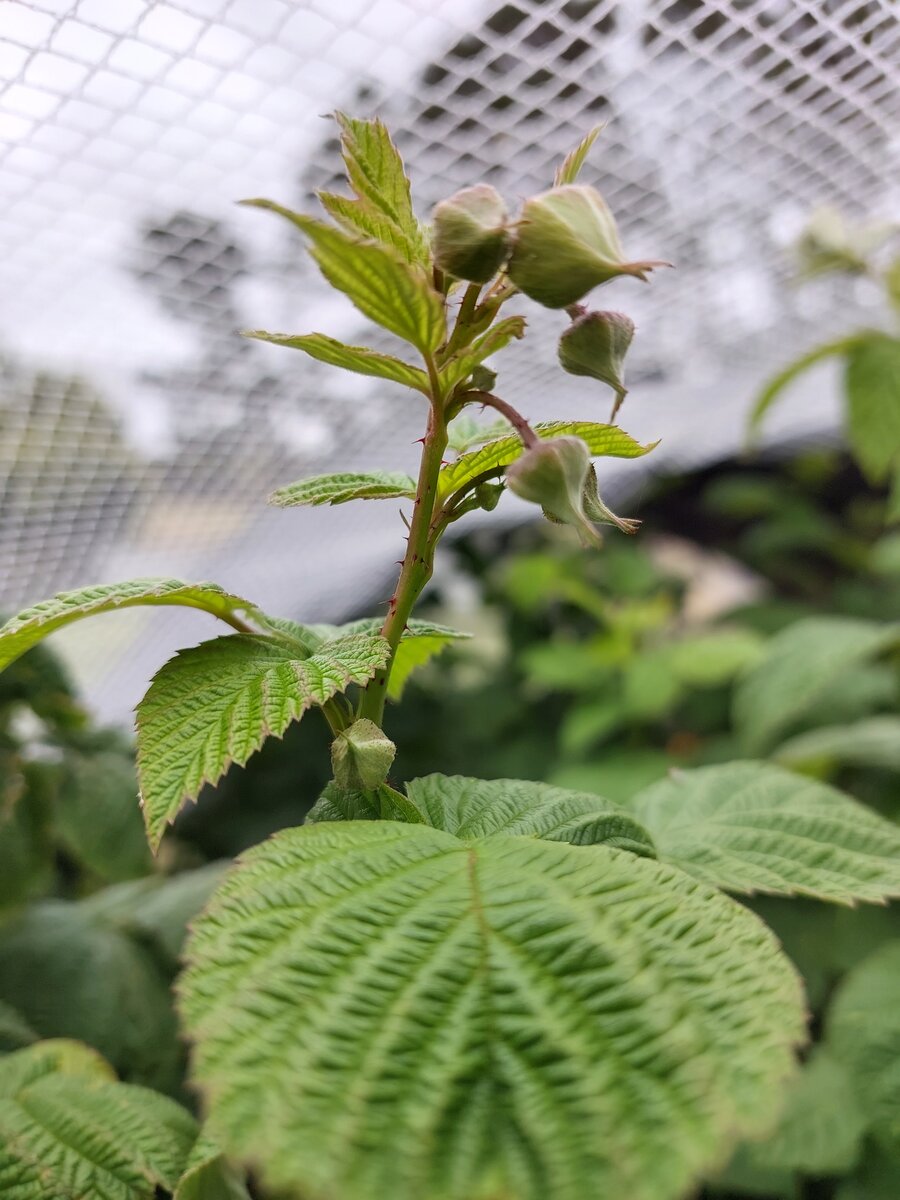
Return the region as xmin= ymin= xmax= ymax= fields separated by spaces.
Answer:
xmin=432 ymin=185 xmax=510 ymax=283
xmin=475 ymin=481 xmax=504 ymax=511
xmin=558 ymin=311 xmax=634 ymax=406
xmin=506 ymin=436 xmax=600 ymax=547
xmin=508 ymin=185 xmax=666 ymax=308
xmin=332 ymin=718 xmax=396 ymax=792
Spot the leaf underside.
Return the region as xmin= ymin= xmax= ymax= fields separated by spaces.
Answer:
xmin=137 ymin=632 xmax=389 ymax=848
xmin=631 ymin=761 xmax=900 ymax=903
xmin=181 ymin=820 xmax=804 ymax=1200
xmin=438 ymin=420 xmax=655 ymax=498
xmin=0 ymin=579 xmax=256 ymax=671
xmin=269 ymin=471 xmax=417 ymax=508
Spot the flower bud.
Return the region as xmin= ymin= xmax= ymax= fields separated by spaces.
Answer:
xmin=331 ymin=718 xmax=396 ymax=792
xmin=432 ymin=185 xmax=510 ymax=283
xmin=507 ymin=185 xmax=666 ymax=308
xmin=558 ymin=310 xmax=634 ymax=404
xmin=506 ymin=436 xmax=601 ymax=547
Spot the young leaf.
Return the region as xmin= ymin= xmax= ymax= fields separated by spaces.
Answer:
xmin=845 ymin=333 xmax=900 ymax=483
xmin=446 ymin=413 xmax=513 ymax=454
xmin=440 ymin=315 xmax=526 ymax=390
xmin=827 ymin=942 xmax=900 ymax=1160
xmin=630 ymin=761 xmax=900 ymax=904
xmin=269 ymin=470 xmax=416 ymax=509
xmin=136 ymin=632 xmax=389 ymax=848
xmin=243 ymin=201 xmax=445 ymax=353
xmin=554 ymin=124 xmax=604 ymax=186
xmin=438 ymin=420 xmax=655 ymax=499
xmin=746 ymin=334 xmax=863 ymax=439
xmin=332 ymin=111 xmax=429 ymax=265
xmin=774 ymin=715 xmax=900 ymax=773
xmin=732 ymin=616 xmax=900 ymax=753
xmin=244 ymin=331 xmax=429 ymax=393
xmin=334 ymin=617 xmax=471 ymax=699
xmin=0 ymin=579 xmax=257 ymax=671
xmin=406 ymin=773 xmax=655 ymax=855
xmin=181 ymin=821 xmax=803 ymax=1200
xmin=0 ymin=1039 xmax=198 ymax=1199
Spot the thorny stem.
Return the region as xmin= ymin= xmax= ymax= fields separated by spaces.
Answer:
xmin=359 ymin=353 xmax=448 ymax=727
xmin=441 ymin=282 xmax=482 ymax=360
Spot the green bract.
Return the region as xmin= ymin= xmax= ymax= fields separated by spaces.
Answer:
xmin=507 ymin=185 xmax=665 ymax=308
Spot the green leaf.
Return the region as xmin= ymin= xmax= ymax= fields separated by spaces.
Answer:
xmin=0 ymin=579 xmax=256 ymax=672
xmin=747 ymin=335 xmax=863 ymax=438
xmin=438 ymin=420 xmax=655 ymax=499
xmin=732 ymin=616 xmax=900 ymax=753
xmin=554 ymin=124 xmax=604 ymax=186
xmin=181 ymin=820 xmax=803 ymax=1200
xmin=137 ymin=632 xmax=389 ymax=849
xmin=0 ymin=1040 xmax=197 ymax=1200
xmin=305 ymin=780 xmax=425 ymax=826
xmin=406 ymin=773 xmax=655 ymax=855
xmin=244 ymin=331 xmax=429 ymax=392
xmin=0 ymin=900 xmax=182 ymax=1091
xmin=827 ymin=942 xmax=900 ymax=1159
xmin=175 ymin=1132 xmax=251 ymax=1200
xmin=665 ymin=628 xmax=765 ymax=686
xmin=739 ymin=1048 xmax=866 ymax=1176
xmin=243 ymin=202 xmax=444 ymax=353
xmin=845 ymin=333 xmax=900 ymax=483
xmin=0 ymin=1002 xmax=37 ymax=1053
xmin=440 ymin=315 xmax=526 ymax=390
xmin=335 ymin=618 xmax=472 ymax=700
xmin=269 ymin=470 xmax=416 ymax=509
xmin=774 ymin=715 xmax=900 ymax=774
xmin=446 ymin=413 xmax=512 ymax=454
xmin=331 ymin=111 xmax=428 ymax=265
xmin=630 ymin=761 xmax=900 ymax=903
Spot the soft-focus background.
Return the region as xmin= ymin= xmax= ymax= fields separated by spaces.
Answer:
xmin=2 ymin=0 xmax=898 ymax=720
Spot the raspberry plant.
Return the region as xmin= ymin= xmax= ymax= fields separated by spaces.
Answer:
xmin=1 ymin=116 xmax=899 ymax=1200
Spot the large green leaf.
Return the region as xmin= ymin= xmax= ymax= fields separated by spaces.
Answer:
xmin=0 ymin=579 xmax=256 ymax=671
xmin=137 ymin=632 xmax=389 ymax=848
xmin=269 ymin=470 xmax=416 ymax=509
xmin=244 ymin=331 xmax=429 ymax=393
xmin=406 ymin=773 xmax=655 ymax=855
xmin=774 ymin=715 xmax=900 ymax=773
xmin=827 ymin=941 xmax=900 ymax=1159
xmin=331 ymin=111 xmax=429 ymax=265
xmin=732 ymin=616 xmax=899 ymax=753
xmin=181 ymin=820 xmax=803 ymax=1200
xmin=334 ymin=618 xmax=471 ymax=699
xmin=244 ymin=202 xmax=444 ymax=353
xmin=630 ymin=761 xmax=900 ymax=903
xmin=440 ymin=316 xmax=526 ymax=390
xmin=439 ymin=420 xmax=655 ymax=499
xmin=845 ymin=333 xmax=900 ymax=483
xmin=0 ymin=1040 xmax=197 ymax=1200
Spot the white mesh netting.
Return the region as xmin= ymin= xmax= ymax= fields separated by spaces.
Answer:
xmin=1 ymin=0 xmax=898 ymax=718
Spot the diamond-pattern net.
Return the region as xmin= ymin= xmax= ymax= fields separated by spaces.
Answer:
xmin=1 ymin=0 xmax=898 ymax=718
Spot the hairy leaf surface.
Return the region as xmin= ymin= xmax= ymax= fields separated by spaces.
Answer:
xmin=406 ymin=773 xmax=655 ymax=854
xmin=243 ymin=202 xmax=444 ymax=352
xmin=438 ymin=420 xmax=654 ymax=499
xmin=0 ymin=1040 xmax=197 ymax=1200
xmin=245 ymin=331 xmax=429 ymax=392
xmin=181 ymin=821 xmax=803 ymax=1200
xmin=732 ymin=616 xmax=899 ymax=752
xmin=631 ymin=761 xmax=900 ymax=903
xmin=137 ymin=633 xmax=389 ymax=847
xmin=269 ymin=470 xmax=416 ymax=509
xmin=0 ymin=579 xmax=256 ymax=671
xmin=334 ymin=618 xmax=471 ymax=699
xmin=827 ymin=942 xmax=900 ymax=1159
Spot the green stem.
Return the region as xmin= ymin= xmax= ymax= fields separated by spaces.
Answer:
xmin=440 ymin=282 xmax=483 ymax=360
xmin=359 ymin=359 xmax=448 ymax=726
